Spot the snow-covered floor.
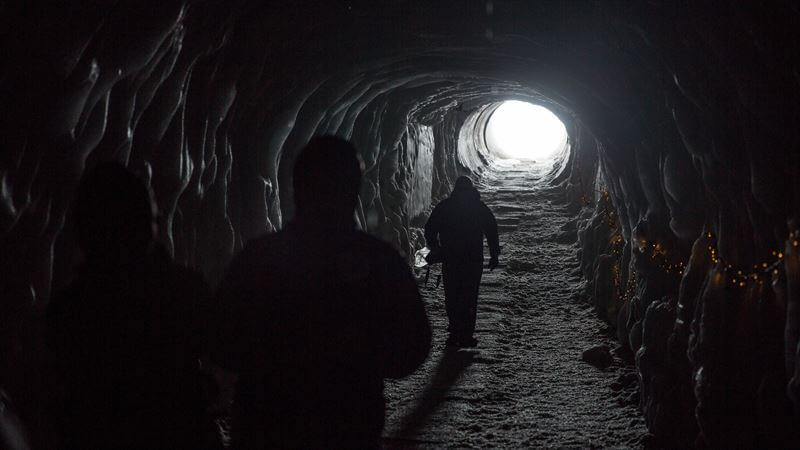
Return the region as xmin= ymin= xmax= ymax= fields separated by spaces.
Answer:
xmin=382 ymin=161 xmax=648 ymax=448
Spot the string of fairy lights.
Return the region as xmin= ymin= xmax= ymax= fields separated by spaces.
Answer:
xmin=708 ymin=229 xmax=800 ymax=288
xmin=590 ymin=189 xmax=800 ymax=293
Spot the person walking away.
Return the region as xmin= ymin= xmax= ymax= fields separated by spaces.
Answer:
xmin=209 ymin=136 xmax=431 ymax=449
xmin=424 ymin=176 xmax=500 ymax=348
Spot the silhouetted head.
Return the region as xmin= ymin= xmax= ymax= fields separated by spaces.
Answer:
xmin=74 ymin=162 xmax=156 ymax=265
xmin=453 ymin=176 xmax=473 ymax=192
xmin=451 ymin=175 xmax=480 ymax=202
xmin=293 ymin=136 xmax=363 ymax=223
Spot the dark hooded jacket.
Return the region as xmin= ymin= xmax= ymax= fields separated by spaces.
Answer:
xmin=424 ymin=183 xmax=500 ymax=264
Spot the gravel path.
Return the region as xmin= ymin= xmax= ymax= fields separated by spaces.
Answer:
xmin=382 ymin=161 xmax=649 ymax=448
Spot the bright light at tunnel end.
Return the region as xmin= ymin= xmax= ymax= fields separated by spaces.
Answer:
xmin=485 ymin=100 xmax=567 ymax=161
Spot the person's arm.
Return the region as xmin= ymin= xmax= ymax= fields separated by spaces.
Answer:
xmin=424 ymin=203 xmax=443 ymax=251
xmin=377 ymin=251 xmax=432 ymax=379
xmin=481 ymin=202 xmax=501 ymax=268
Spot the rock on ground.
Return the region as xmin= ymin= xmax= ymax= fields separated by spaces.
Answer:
xmin=582 ymin=345 xmax=613 ymax=369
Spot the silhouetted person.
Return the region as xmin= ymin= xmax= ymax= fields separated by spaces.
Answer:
xmin=209 ymin=136 xmax=431 ymax=449
xmin=46 ymin=162 xmax=209 ymax=449
xmin=424 ymin=176 xmax=500 ymax=347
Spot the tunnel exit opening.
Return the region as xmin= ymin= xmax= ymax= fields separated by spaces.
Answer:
xmin=455 ymin=99 xmax=571 ymax=184
xmin=484 ymin=101 xmax=567 ymax=162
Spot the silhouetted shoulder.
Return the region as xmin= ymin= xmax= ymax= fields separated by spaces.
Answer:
xmin=343 ymin=230 xmax=417 ymax=282
xmin=246 ymin=229 xmax=297 ymax=255
xmin=356 ymin=231 xmax=409 ymax=261
xmin=245 ymin=227 xmax=407 ymax=267
xmin=214 ymin=231 xmax=294 ymax=286
xmin=436 ymin=197 xmax=455 ymax=210
xmin=143 ymin=250 xmax=211 ymax=321
xmin=168 ymin=263 xmax=211 ymax=301
xmin=426 ymin=197 xmax=454 ymax=228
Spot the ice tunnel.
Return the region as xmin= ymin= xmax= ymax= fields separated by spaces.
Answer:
xmin=1 ymin=1 xmax=800 ymax=448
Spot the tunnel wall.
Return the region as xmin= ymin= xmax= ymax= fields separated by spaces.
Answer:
xmin=1 ymin=1 xmax=799 ymax=448
xmin=563 ymin=3 xmax=800 ymax=446
xmin=457 ymin=104 xmax=493 ymax=173
xmin=405 ymin=124 xmax=435 ymax=222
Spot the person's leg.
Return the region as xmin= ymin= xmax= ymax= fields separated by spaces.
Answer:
xmin=453 ymin=271 xmax=470 ymax=339
xmin=464 ymin=262 xmax=483 ymax=339
xmin=447 ymin=261 xmax=477 ymax=343
xmin=442 ymin=263 xmax=461 ymax=339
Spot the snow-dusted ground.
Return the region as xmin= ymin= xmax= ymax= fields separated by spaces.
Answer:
xmin=382 ymin=161 xmax=648 ymax=448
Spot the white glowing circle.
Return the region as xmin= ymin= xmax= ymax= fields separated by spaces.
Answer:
xmin=485 ymin=101 xmax=567 ymax=160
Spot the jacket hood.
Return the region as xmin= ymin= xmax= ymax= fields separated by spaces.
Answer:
xmin=450 ymin=184 xmax=481 ymax=202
